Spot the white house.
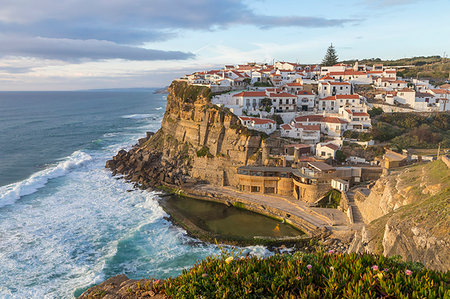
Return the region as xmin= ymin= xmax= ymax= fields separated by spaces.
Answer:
xmin=296 ymin=90 xmax=316 ymax=111
xmin=331 ymin=178 xmax=349 ymax=192
xmin=293 ymin=115 xmax=348 ymax=137
xmin=232 ymin=91 xmax=268 ymax=113
xmin=376 ymin=78 xmax=407 ymax=90
xmin=284 ymin=82 xmax=303 ymax=94
xmin=269 ymin=92 xmax=297 ymax=112
xmin=239 ymin=116 xmax=276 ymax=135
xmin=280 ymin=123 xmax=320 ymax=144
xmin=339 ymin=108 xmax=371 ymax=131
xmin=318 ymin=81 xmax=351 ymax=97
xmin=328 ymin=70 xmax=372 ymax=84
xmin=316 ymin=142 xmax=340 ymax=159
xmin=396 ymin=88 xmax=416 ymax=106
xmin=318 ymin=96 xmax=338 ymax=112
xmin=320 ymin=63 xmax=350 ymax=76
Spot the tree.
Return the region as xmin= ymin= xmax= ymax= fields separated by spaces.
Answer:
xmin=335 ymin=150 xmax=346 ymax=163
xmin=322 ymin=44 xmax=339 ymax=66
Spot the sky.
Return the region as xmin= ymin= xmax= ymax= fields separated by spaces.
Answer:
xmin=0 ymin=0 xmax=449 ymax=90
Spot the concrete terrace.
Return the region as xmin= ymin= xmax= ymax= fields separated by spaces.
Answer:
xmin=182 ymin=183 xmax=351 ymax=236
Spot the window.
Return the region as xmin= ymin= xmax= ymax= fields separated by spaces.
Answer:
xmin=251 ymin=186 xmax=260 ymax=192
xmin=340 ymin=87 xmax=343 ymax=90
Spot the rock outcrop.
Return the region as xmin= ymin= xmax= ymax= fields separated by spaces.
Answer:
xmin=106 ymin=80 xmax=287 ymax=189
xmin=79 ymin=274 xmax=166 ymax=298
xmin=353 ymin=159 xmax=450 ymax=271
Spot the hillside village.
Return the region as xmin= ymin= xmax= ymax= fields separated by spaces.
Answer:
xmin=176 ymin=58 xmax=449 ymax=218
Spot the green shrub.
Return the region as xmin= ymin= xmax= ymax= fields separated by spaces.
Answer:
xmin=163 ymin=250 xmax=449 ymax=298
xmin=233 ymin=202 xmax=245 ymax=209
xmin=196 ymin=146 xmax=213 ymax=158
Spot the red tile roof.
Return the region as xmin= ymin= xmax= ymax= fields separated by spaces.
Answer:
xmin=232 ymin=91 xmax=267 ymax=97
xmin=320 ymin=96 xmax=336 ymax=101
xmin=335 ymin=94 xmax=360 ymax=99
xmin=239 ymin=116 xmax=275 ymax=124
xmin=269 ymin=92 xmax=296 ymax=98
xmin=294 ymin=115 xmax=348 ymax=124
xmin=353 ymin=112 xmax=369 ymax=116
xmin=286 ymin=82 xmax=303 ymax=86
xmin=295 ymin=124 xmax=321 ymax=131
xmin=281 ymin=124 xmax=292 ymax=130
xmin=324 ymin=143 xmax=339 ymax=150
xmin=297 ymin=90 xmax=314 ymax=95
xmin=328 ymin=82 xmax=350 ymax=85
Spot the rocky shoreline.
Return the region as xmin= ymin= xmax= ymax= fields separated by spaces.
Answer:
xmin=105 ymin=133 xmax=353 ymax=254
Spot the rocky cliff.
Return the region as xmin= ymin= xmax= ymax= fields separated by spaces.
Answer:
xmin=106 ymin=81 xmax=287 ymax=189
xmin=353 ymin=159 xmax=450 ymax=271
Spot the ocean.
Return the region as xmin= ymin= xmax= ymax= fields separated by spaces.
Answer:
xmin=0 ymin=90 xmax=270 ymax=298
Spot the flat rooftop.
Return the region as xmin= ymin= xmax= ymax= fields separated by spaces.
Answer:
xmin=238 ymin=166 xmax=294 ymax=172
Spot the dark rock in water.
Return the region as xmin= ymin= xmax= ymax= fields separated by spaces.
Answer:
xmin=79 ymin=274 xmax=165 ymax=298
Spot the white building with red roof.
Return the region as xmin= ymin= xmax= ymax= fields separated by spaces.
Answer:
xmin=293 ymin=115 xmax=348 ymax=137
xmin=316 ymin=142 xmax=341 ymax=159
xmin=232 ymin=91 xmax=268 ymax=114
xmin=318 ymin=81 xmax=351 ymax=98
xmin=328 ymin=70 xmax=372 ymax=84
xmin=320 ymin=63 xmax=350 ymax=76
xmin=339 ymin=108 xmax=371 ymax=131
xmin=269 ymin=92 xmax=297 ymax=112
xmin=284 ymin=82 xmax=303 ymax=94
xmin=280 ymin=123 xmax=320 ymax=144
xmin=296 ymin=90 xmax=316 ymax=111
xmin=239 ymin=116 xmax=276 ymax=135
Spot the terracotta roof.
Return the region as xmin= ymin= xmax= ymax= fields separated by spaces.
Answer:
xmin=430 ymin=89 xmax=450 ymax=94
xmin=239 ymin=116 xmax=275 ymax=125
xmin=294 ymin=115 xmax=348 ymax=124
xmin=398 ymin=88 xmax=415 ymax=92
xmin=269 ymin=92 xmax=296 ymax=98
xmin=319 ymin=75 xmax=334 ymax=80
xmin=286 ymin=82 xmax=303 ymax=86
xmin=353 ymin=112 xmax=369 ymax=116
xmin=281 ymin=124 xmax=292 ymax=130
xmin=324 ymin=143 xmax=339 ymax=151
xmin=232 ymin=91 xmax=267 ymax=97
xmin=295 ymin=124 xmax=321 ymax=131
xmin=297 ymin=90 xmax=314 ymax=95
xmin=320 ymin=96 xmax=336 ymax=101
xmin=328 ymin=82 xmax=350 ymax=85
xmin=335 ymin=94 xmax=360 ymax=99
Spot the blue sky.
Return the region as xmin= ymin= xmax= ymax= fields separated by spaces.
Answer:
xmin=0 ymin=0 xmax=448 ymax=90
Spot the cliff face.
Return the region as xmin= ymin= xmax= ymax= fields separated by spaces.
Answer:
xmin=107 ymin=81 xmax=279 ymax=188
xmin=355 ymin=159 xmax=450 ymax=271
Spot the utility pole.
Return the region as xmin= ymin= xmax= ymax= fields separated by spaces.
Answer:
xmin=437 ymin=142 xmax=441 ymax=159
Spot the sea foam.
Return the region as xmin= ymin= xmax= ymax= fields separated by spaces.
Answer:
xmin=121 ymin=114 xmax=155 ymax=119
xmin=0 ymin=150 xmax=92 ymax=208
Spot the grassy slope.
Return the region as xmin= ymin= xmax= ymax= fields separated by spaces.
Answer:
xmin=368 ymin=160 xmax=450 ymax=254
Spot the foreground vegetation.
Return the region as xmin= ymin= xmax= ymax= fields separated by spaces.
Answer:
xmin=161 ymin=249 xmax=448 ymax=298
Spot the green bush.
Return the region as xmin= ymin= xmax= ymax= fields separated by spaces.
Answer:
xmin=368 ymin=107 xmax=383 ymax=118
xmin=196 ymin=146 xmax=213 ymax=158
xmin=233 ymin=202 xmax=245 ymax=209
xmin=163 ymin=250 xmax=449 ymax=298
